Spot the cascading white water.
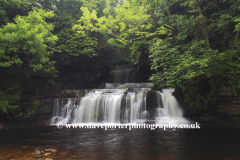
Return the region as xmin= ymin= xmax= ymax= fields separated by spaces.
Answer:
xmin=73 ymin=92 xmax=102 ymax=123
xmin=155 ymin=89 xmax=189 ymax=125
xmin=128 ymin=91 xmax=148 ymax=123
xmin=50 ymin=65 xmax=189 ymax=125
xmin=73 ymin=90 xmax=125 ymax=123
xmin=50 ymin=98 xmax=78 ymax=124
xmin=50 ymin=87 xmax=189 ymax=125
xmin=156 ymin=89 xmax=182 ymax=117
xmin=50 ymin=86 xmax=149 ymax=125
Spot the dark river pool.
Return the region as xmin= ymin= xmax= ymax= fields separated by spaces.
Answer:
xmin=0 ymin=125 xmax=240 ymax=160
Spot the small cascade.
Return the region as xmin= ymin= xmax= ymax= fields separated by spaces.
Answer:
xmin=108 ymin=66 xmax=138 ymax=83
xmin=155 ymin=89 xmax=189 ymax=124
xmin=50 ymin=98 xmax=78 ymax=124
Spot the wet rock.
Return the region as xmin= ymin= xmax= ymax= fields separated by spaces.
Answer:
xmin=45 ymin=158 xmax=53 ymax=160
xmin=44 ymin=152 xmax=52 ymax=156
xmin=31 ymin=150 xmax=41 ymax=155
xmin=45 ymin=148 xmax=57 ymax=153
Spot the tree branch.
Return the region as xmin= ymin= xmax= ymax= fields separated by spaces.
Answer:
xmin=197 ymin=5 xmax=210 ymax=50
xmin=231 ymin=30 xmax=240 ymax=56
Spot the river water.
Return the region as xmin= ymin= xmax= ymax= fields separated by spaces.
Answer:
xmin=0 ymin=126 xmax=240 ymax=159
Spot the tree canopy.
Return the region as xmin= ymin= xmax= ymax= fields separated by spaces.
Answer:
xmin=73 ymin=0 xmax=153 ymax=44
xmin=1 ymin=0 xmax=240 ymax=116
xmin=0 ymin=9 xmax=58 ymax=73
xmin=149 ymin=0 xmax=240 ymax=108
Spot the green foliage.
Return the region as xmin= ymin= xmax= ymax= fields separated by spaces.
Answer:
xmin=80 ymin=0 xmax=106 ymax=11
xmin=0 ymin=0 xmax=35 ymax=26
xmin=73 ymin=0 xmax=153 ymax=44
xmin=0 ymin=9 xmax=58 ymax=73
xmin=149 ymin=0 xmax=240 ymax=109
xmin=0 ymin=6 xmax=59 ymax=116
xmin=130 ymin=40 xmax=149 ymax=64
xmin=0 ymin=71 xmax=57 ymax=117
xmin=0 ymin=9 xmax=8 ymax=27
xmin=73 ymin=0 xmax=165 ymax=64
xmin=11 ymin=76 xmax=57 ymax=118
xmin=0 ymin=87 xmax=20 ymax=114
xmin=58 ymin=28 xmax=97 ymax=57
xmin=46 ymin=0 xmax=100 ymax=61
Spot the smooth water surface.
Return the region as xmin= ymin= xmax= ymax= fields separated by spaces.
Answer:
xmin=0 ymin=126 xmax=240 ymax=160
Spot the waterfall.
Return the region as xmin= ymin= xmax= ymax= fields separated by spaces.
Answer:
xmin=73 ymin=90 xmax=124 ymax=123
xmin=127 ymin=91 xmax=148 ymax=123
xmin=50 ymin=66 xmax=189 ymax=125
xmin=50 ymin=98 xmax=78 ymax=124
xmin=108 ymin=66 xmax=138 ymax=83
xmin=50 ymin=86 xmax=149 ymax=125
xmin=50 ymin=87 xmax=189 ymax=125
xmin=155 ymin=89 xmax=189 ymax=124
xmin=156 ymin=89 xmax=182 ymax=117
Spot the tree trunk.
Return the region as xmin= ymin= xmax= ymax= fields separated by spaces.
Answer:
xmin=166 ymin=8 xmax=175 ymax=27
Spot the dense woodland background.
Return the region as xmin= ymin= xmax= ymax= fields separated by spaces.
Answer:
xmin=1 ymin=0 xmax=240 ymax=119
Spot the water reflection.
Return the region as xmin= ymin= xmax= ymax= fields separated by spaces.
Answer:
xmin=0 ymin=127 xmax=240 ymax=159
